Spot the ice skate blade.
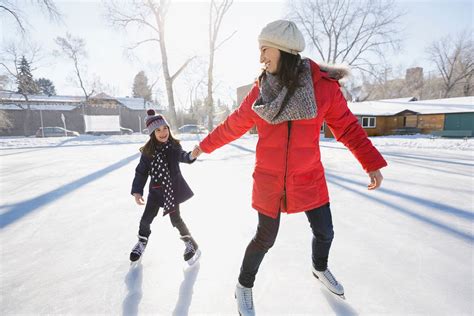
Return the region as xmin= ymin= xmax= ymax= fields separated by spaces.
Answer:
xmin=130 ymin=259 xmax=141 ymax=266
xmin=185 ymin=249 xmax=201 ymax=266
xmin=130 ymin=254 xmax=144 ymax=265
xmin=312 ymin=271 xmax=345 ymax=299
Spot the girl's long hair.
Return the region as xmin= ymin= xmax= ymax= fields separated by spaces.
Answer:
xmin=140 ymin=128 xmax=180 ymax=158
xmin=258 ymin=50 xmax=304 ymax=96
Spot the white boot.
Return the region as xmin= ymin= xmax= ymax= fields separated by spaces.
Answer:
xmin=235 ymin=282 xmax=256 ymax=316
xmin=312 ymin=267 xmax=344 ymax=296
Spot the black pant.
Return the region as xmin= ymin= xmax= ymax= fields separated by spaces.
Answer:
xmin=238 ymin=203 xmax=334 ymax=288
xmin=138 ymin=201 xmax=190 ymax=238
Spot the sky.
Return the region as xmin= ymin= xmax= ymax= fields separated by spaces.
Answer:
xmin=0 ymin=133 xmax=473 ymax=314
xmin=0 ymin=0 xmax=473 ymax=108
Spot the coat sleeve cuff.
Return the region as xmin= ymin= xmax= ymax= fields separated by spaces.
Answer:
xmin=188 ymin=152 xmax=197 ymax=163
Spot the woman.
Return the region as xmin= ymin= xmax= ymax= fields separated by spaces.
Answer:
xmin=192 ymin=20 xmax=387 ymax=315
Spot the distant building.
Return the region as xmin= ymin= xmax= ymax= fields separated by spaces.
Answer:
xmin=323 ymin=96 xmax=474 ymax=138
xmin=0 ymin=92 xmax=164 ymax=136
xmin=236 ymin=83 xmax=254 ymax=106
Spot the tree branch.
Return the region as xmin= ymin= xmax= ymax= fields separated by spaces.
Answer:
xmin=171 ymin=56 xmax=196 ymax=83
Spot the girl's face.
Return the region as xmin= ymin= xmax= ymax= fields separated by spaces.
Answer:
xmin=154 ymin=125 xmax=169 ymax=143
xmin=260 ymin=46 xmax=281 ymax=74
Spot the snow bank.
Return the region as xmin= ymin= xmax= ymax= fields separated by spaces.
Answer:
xmin=1 ymin=133 xmax=473 ymax=152
xmin=321 ymin=134 xmax=474 ymax=152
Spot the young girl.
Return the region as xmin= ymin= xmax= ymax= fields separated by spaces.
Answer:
xmin=130 ymin=109 xmax=200 ymax=264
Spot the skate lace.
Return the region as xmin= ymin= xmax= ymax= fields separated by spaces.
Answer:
xmin=323 ymin=269 xmax=338 ymax=286
xmin=132 ymin=241 xmax=146 ymax=254
xmin=184 ymin=240 xmax=195 ymax=255
xmin=241 ymin=287 xmax=254 ymax=309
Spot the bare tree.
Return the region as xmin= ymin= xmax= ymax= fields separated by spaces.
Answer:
xmin=0 ymin=41 xmax=42 ymax=135
xmin=205 ymin=0 xmax=234 ymax=131
xmin=287 ymin=0 xmax=404 ymax=77
xmin=426 ymin=30 xmax=474 ymax=98
xmin=180 ymin=58 xmax=207 ymax=124
xmin=54 ymin=33 xmax=92 ymax=132
xmin=105 ymin=0 xmax=195 ymax=130
xmin=359 ymin=65 xmax=409 ymax=101
xmin=0 ymin=0 xmax=61 ymax=34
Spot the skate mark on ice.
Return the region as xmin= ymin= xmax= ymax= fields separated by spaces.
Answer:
xmin=321 ymin=289 xmax=358 ymax=316
xmin=172 ymin=262 xmax=201 ymax=316
xmin=122 ymin=262 xmax=143 ymax=316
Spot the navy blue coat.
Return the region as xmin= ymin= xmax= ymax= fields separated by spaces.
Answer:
xmin=131 ymin=143 xmax=196 ymax=208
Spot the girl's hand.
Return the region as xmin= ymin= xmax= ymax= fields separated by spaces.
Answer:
xmin=191 ymin=145 xmax=203 ymax=159
xmin=133 ymin=193 xmax=145 ymax=205
xmin=368 ymin=169 xmax=383 ymax=190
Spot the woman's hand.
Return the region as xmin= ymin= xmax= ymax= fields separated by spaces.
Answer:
xmin=133 ymin=193 xmax=145 ymax=205
xmin=368 ymin=169 xmax=383 ymax=190
xmin=191 ymin=145 xmax=203 ymax=159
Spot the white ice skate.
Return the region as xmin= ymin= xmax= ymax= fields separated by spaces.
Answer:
xmin=312 ymin=266 xmax=345 ymax=299
xmin=235 ymin=282 xmax=256 ymax=316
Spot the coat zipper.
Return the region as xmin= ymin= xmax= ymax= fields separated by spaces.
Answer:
xmin=282 ymin=121 xmax=292 ymax=210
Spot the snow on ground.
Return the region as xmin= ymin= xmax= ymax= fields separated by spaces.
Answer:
xmin=0 ymin=133 xmax=473 ymax=315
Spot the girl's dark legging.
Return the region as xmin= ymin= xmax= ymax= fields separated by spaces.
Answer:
xmin=238 ymin=203 xmax=334 ymax=288
xmin=138 ymin=201 xmax=190 ymax=238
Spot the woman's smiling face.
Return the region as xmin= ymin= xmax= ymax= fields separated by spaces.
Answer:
xmin=260 ymin=46 xmax=281 ymax=74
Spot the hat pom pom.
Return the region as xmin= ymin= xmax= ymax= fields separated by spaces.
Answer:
xmin=147 ymin=109 xmax=155 ymax=116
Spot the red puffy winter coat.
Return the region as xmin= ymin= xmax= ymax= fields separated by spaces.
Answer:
xmin=199 ymin=59 xmax=387 ymax=219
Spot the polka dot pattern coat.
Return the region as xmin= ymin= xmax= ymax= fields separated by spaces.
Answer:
xmin=131 ymin=141 xmax=196 ymax=216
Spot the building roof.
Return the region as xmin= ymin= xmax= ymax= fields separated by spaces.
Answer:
xmin=0 ymin=92 xmax=84 ymax=103
xmin=0 ymin=103 xmax=78 ymax=111
xmin=378 ymin=97 xmax=418 ymax=103
xmin=0 ymin=92 xmax=163 ymax=111
xmin=115 ymin=97 xmax=147 ymax=110
xmin=115 ymin=97 xmax=165 ymax=111
xmin=348 ymin=96 xmax=474 ymax=116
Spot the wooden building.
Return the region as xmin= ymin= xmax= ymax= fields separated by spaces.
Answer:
xmin=324 ymin=97 xmax=474 ymax=138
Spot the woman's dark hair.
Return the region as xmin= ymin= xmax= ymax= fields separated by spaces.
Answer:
xmin=259 ymin=50 xmax=304 ymax=96
xmin=140 ymin=127 xmax=180 ymax=158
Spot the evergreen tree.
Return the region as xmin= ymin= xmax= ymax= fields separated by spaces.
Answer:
xmin=16 ymin=56 xmax=39 ymax=95
xmin=35 ymin=78 xmax=57 ymax=96
xmin=132 ymin=71 xmax=152 ymax=101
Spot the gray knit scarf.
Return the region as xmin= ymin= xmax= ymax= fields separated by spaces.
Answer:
xmin=150 ymin=141 xmax=176 ymax=216
xmin=252 ymin=58 xmax=317 ymax=124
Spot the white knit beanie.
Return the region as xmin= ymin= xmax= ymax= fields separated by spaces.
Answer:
xmin=258 ymin=20 xmax=305 ymax=55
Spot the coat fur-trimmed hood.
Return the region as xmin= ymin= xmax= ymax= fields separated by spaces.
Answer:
xmin=318 ymin=63 xmax=351 ymax=81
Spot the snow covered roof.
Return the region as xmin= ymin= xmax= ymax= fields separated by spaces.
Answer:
xmin=0 ymin=103 xmax=78 ymax=111
xmin=115 ymin=97 xmax=147 ymax=110
xmin=378 ymin=97 xmax=418 ymax=103
xmin=0 ymin=92 xmax=84 ymax=103
xmin=115 ymin=97 xmax=165 ymax=111
xmin=0 ymin=92 xmax=164 ymax=111
xmin=91 ymin=92 xmax=115 ymax=100
xmin=348 ymin=96 xmax=474 ymax=116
